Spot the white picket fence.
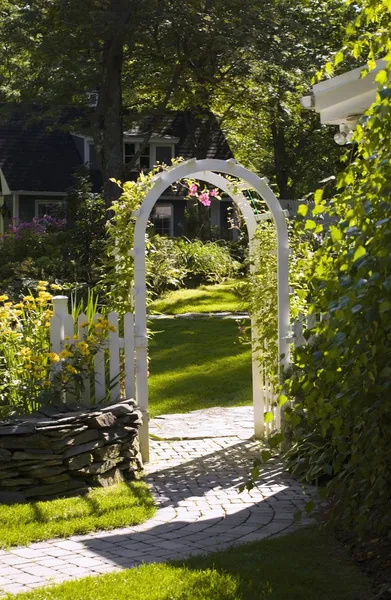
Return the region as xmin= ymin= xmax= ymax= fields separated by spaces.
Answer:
xmin=291 ymin=313 xmax=321 ymax=349
xmin=50 ymin=296 xmax=135 ymax=404
xmin=255 ymin=312 xmax=320 ymax=436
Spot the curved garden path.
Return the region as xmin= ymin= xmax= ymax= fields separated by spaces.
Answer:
xmin=0 ymin=406 xmax=314 ymax=596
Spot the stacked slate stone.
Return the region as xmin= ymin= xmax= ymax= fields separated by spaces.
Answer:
xmin=0 ymin=399 xmax=143 ymax=504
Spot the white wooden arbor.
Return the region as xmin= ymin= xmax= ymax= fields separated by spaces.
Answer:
xmin=133 ymin=159 xmax=290 ymax=462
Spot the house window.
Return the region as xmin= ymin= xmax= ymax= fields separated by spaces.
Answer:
xmin=139 ymin=145 xmax=150 ymax=169
xmin=155 ymin=145 xmax=173 ymax=165
xmin=35 ymin=200 xmax=64 ymax=219
xmin=152 ymin=204 xmax=173 ymax=237
xmin=124 ymin=142 xmax=135 ymax=164
xmin=124 ymin=142 xmax=175 ymax=169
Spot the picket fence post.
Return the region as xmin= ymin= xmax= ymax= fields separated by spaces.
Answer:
xmin=50 ymin=297 xmax=136 ymax=407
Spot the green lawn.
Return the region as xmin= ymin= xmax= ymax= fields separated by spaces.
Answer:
xmin=150 ymin=280 xmax=243 ymax=315
xmin=0 ymin=482 xmax=155 ymax=549
xmin=149 ymin=319 xmax=252 ymax=416
xmin=5 ymin=528 xmax=372 ymax=600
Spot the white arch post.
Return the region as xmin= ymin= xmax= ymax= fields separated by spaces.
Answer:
xmin=132 ymin=159 xmax=290 ymax=462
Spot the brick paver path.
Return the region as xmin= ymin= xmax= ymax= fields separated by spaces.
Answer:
xmin=0 ymin=407 xmax=314 ymax=595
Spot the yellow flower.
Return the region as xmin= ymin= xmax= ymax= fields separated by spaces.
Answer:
xmin=80 ymin=321 xmax=89 ymax=328
xmin=50 ymin=284 xmax=63 ymax=291
xmin=38 ymin=291 xmax=52 ymax=300
xmin=47 ymin=352 xmax=60 ymax=363
xmin=0 ymin=295 xmax=8 ymax=302
xmin=59 ymin=349 xmax=73 ymax=359
xmin=38 ymin=280 xmax=49 ymax=286
xmin=65 ymin=365 xmax=78 ymax=374
xmin=108 ymin=324 xmax=116 ymax=332
xmin=77 ymin=341 xmax=90 ymax=357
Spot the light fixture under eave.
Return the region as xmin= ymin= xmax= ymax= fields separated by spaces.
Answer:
xmin=334 ymin=131 xmax=348 ymax=145
xmin=334 ymin=121 xmax=356 ymax=146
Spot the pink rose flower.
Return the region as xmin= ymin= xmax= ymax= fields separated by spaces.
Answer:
xmin=199 ymin=193 xmax=211 ymax=207
xmin=209 ymin=188 xmax=219 ymax=197
xmin=188 ymin=183 xmax=198 ymax=196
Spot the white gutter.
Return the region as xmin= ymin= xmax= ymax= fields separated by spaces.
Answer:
xmin=0 ymin=168 xmax=11 ymax=195
xmin=301 ymin=59 xmax=388 ymax=125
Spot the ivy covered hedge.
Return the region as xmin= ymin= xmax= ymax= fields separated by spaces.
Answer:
xmin=283 ymin=4 xmax=391 ymax=536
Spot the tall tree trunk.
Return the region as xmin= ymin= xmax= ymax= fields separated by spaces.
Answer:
xmin=92 ymin=1 xmax=133 ymax=207
xmin=270 ymin=104 xmax=290 ymax=199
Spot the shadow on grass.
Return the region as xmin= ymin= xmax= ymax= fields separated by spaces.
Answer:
xmin=151 ymin=290 xmax=241 ymax=315
xmin=149 ymin=319 xmax=252 ymax=415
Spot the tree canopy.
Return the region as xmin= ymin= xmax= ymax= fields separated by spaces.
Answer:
xmin=0 ymin=0 xmax=349 ymax=201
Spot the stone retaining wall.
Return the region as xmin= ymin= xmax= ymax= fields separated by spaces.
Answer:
xmin=0 ymin=399 xmax=142 ymax=504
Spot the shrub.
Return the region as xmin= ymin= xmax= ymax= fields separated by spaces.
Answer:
xmin=236 ymin=220 xmax=312 ymax=390
xmin=283 ymin=65 xmax=391 ymax=534
xmin=177 ymin=238 xmax=240 ymax=287
xmin=0 ymin=217 xmax=68 ymax=294
xmin=0 ymin=171 xmax=106 ymax=300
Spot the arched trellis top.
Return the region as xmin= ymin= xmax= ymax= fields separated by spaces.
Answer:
xmin=132 ymin=159 xmax=290 ymax=462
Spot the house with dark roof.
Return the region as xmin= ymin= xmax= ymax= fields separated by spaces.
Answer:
xmin=0 ymin=107 xmax=234 ymax=238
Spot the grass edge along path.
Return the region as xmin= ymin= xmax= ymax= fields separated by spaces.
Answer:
xmin=150 ymin=280 xmax=243 ymax=315
xmin=0 ymin=482 xmax=155 ymax=549
xmin=3 ymin=527 xmax=373 ymax=599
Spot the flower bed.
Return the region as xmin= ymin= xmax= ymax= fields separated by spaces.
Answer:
xmin=0 ymin=398 xmax=142 ymax=503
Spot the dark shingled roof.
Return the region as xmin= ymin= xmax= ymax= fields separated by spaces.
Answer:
xmin=0 ymin=106 xmax=83 ymax=193
xmin=0 ymin=107 xmax=233 ymax=193
xmin=124 ymin=110 xmax=233 ymax=161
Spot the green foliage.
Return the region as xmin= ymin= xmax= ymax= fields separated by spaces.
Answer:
xmin=0 ymin=223 xmax=67 ymax=295
xmin=179 ymin=238 xmax=239 ymax=287
xmin=147 ymin=236 xmax=238 ymax=296
xmin=0 ymin=172 xmax=106 ymax=299
xmin=237 ymin=220 xmax=312 ymax=390
xmin=63 ymin=169 xmax=107 ymax=288
xmin=0 ymin=482 xmax=155 ymax=549
xmin=0 ymin=283 xmax=113 ymax=417
xmin=0 ymin=284 xmax=56 ymax=417
xmin=284 ymin=35 xmax=391 ymax=535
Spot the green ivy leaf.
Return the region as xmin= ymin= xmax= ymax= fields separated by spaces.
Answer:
xmin=375 ymin=69 xmax=388 ymax=86
xmin=297 ymin=204 xmax=308 ymax=217
xmin=277 ymin=393 xmax=288 ymax=407
xmin=304 ymin=219 xmax=316 ymax=230
xmin=330 ymin=226 xmax=343 ymax=242
xmin=353 ymin=246 xmax=366 ymax=262
xmin=264 ymin=411 xmax=274 ymax=423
